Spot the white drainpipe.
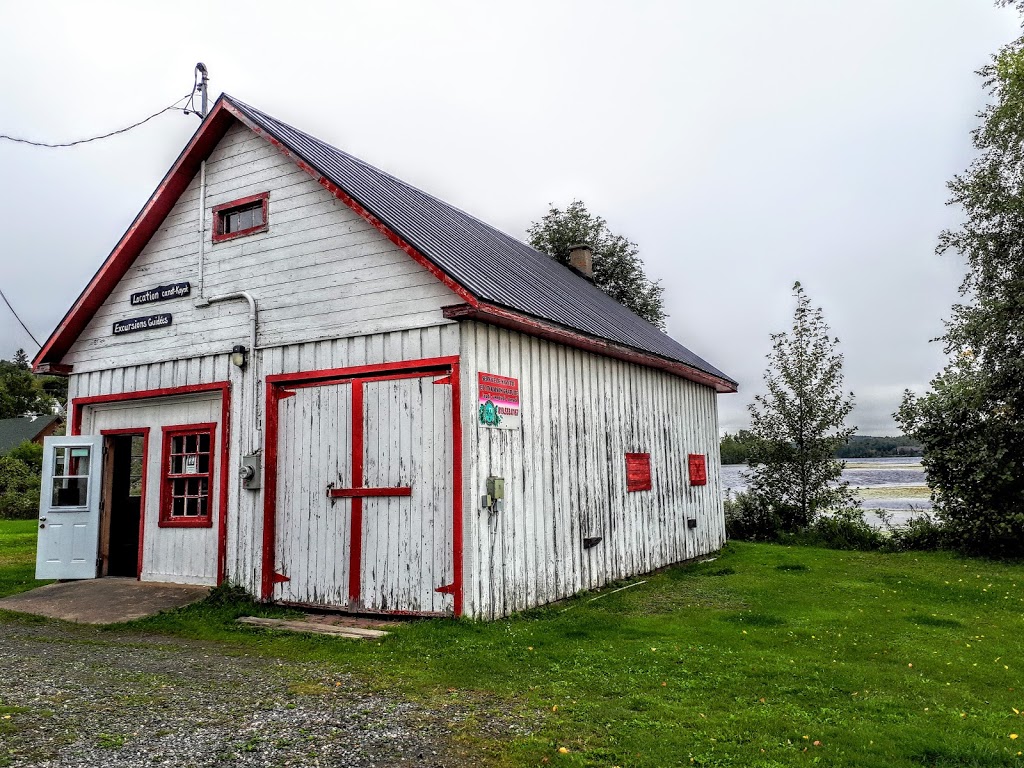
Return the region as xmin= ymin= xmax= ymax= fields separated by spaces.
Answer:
xmin=194 ymin=160 xmax=261 ymax=453
xmin=196 ymin=161 xmax=207 ymax=299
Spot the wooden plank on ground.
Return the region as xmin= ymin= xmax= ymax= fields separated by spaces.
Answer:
xmin=237 ymin=616 xmax=389 ymax=639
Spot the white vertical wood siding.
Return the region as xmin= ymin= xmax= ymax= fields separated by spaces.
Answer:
xmin=273 ymin=372 xmax=454 ymax=613
xmin=361 ymin=374 xmax=454 ymax=614
xmin=274 ymin=382 xmax=353 ymax=606
xmin=83 ymin=393 xmax=223 ymax=586
xmin=460 ymin=321 xmax=725 ymax=620
xmin=66 ymin=324 xmax=460 ymax=595
xmin=62 ymin=122 xmax=459 ymax=373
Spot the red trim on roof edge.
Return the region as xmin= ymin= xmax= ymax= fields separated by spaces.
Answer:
xmin=442 ymin=302 xmax=739 ymax=394
xmin=32 ymin=99 xmax=239 ymax=371
xmin=220 ymin=101 xmax=479 ymax=310
xmin=33 ymin=96 xmax=480 ymax=372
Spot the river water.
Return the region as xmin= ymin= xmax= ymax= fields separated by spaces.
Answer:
xmin=721 ymin=457 xmax=931 ymax=525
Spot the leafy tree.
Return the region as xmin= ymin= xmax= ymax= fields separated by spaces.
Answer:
xmin=720 ymin=430 xmax=756 ymax=465
xmin=0 ymin=454 xmax=39 ymax=519
xmin=0 ymin=350 xmax=55 ymax=417
xmin=527 ymin=200 xmax=667 ymax=327
xmin=834 ymin=435 xmax=922 ymax=459
xmin=746 ymin=282 xmax=857 ymax=530
xmin=896 ymin=31 xmax=1024 ymax=556
xmin=7 ymin=440 xmax=43 ymax=473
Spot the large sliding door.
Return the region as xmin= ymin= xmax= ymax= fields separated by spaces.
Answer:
xmin=272 ymin=365 xmax=456 ymax=615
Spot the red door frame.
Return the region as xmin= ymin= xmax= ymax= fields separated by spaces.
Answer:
xmin=261 ymin=356 xmax=464 ymax=616
xmin=99 ymin=427 xmax=151 ymax=580
xmin=70 ymin=382 xmax=232 ymax=584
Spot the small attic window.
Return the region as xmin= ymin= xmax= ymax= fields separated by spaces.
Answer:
xmin=212 ymin=192 xmax=269 ymax=243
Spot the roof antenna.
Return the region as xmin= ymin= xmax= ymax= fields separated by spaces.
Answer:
xmin=196 ymin=63 xmax=209 ymax=117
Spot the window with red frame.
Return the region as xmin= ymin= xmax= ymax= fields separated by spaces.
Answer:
xmin=625 ymin=452 xmax=652 ymax=492
xmin=212 ymin=192 xmax=269 ymax=243
xmin=159 ymin=424 xmax=215 ymax=527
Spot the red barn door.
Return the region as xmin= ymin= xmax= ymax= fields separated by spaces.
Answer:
xmin=271 ymin=365 xmax=456 ymax=615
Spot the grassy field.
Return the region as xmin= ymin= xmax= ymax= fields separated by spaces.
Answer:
xmin=2 ymin=521 xmax=1023 ymax=767
xmin=0 ymin=519 xmax=42 ymax=598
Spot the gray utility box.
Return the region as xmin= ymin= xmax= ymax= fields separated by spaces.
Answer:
xmin=240 ymin=453 xmax=261 ymax=490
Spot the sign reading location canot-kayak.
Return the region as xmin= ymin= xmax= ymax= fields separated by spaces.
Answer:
xmin=478 ymin=372 xmax=520 ymax=430
xmin=130 ymin=281 xmax=191 ymax=306
xmin=112 ymin=314 xmax=173 ymax=335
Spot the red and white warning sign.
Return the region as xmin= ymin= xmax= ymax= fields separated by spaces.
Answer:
xmin=478 ymin=372 xmax=520 ymax=430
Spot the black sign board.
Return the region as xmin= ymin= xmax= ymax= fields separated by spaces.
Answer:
xmin=112 ymin=314 xmax=173 ymax=335
xmin=130 ymin=281 xmax=191 ymax=306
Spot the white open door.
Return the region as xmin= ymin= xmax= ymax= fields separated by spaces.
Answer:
xmin=35 ymin=435 xmax=104 ymax=580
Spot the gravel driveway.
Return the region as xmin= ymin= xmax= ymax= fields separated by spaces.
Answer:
xmin=0 ymin=619 xmax=467 ymax=767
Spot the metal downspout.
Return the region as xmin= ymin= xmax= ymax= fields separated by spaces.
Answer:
xmin=205 ymin=291 xmax=260 ymax=454
xmin=194 ymin=161 xmax=261 ymax=454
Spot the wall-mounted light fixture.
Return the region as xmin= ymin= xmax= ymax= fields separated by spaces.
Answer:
xmin=230 ymin=344 xmax=248 ymax=369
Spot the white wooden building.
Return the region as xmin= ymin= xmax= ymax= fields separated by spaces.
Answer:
xmin=32 ymin=95 xmax=737 ymax=619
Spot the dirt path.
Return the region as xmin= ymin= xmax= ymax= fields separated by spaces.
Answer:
xmin=0 ymin=619 xmax=459 ymax=767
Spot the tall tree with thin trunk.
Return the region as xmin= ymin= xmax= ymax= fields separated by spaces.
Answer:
xmin=897 ymin=20 xmax=1024 ymax=556
xmin=747 ymin=282 xmax=857 ymax=530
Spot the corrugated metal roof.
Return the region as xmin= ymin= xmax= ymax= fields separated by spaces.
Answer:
xmin=226 ymin=96 xmax=736 ymax=387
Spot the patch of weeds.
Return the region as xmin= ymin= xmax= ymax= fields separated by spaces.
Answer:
xmin=907 ymin=614 xmax=963 ymax=629
xmin=95 ymin=733 xmax=126 ymax=749
xmin=0 ymin=705 xmax=29 ymax=738
xmin=776 ymin=563 xmax=809 ymax=572
xmin=722 ymin=611 xmax=786 ymax=627
xmin=239 ymin=735 xmax=261 ymax=753
xmin=287 ymin=681 xmax=332 ymax=696
xmin=204 ymin=582 xmax=254 ymax=607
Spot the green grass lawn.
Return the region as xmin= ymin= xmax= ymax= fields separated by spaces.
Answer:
xmin=2 ymin=520 xmax=1023 ymax=767
xmin=0 ymin=519 xmax=43 ymax=599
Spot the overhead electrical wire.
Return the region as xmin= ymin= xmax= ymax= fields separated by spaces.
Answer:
xmin=0 ymin=288 xmax=42 ymax=348
xmin=0 ymin=92 xmax=195 ymax=149
xmin=0 ymin=71 xmax=207 ymax=353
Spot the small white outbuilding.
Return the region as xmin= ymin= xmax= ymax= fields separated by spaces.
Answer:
xmin=32 ymin=95 xmax=737 ymax=619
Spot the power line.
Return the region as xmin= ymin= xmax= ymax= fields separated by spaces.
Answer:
xmin=0 ymin=288 xmax=41 ymax=348
xmin=0 ymin=93 xmax=194 ymax=149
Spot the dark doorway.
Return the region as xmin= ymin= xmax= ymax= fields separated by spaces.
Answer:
xmin=107 ymin=434 xmax=145 ymax=577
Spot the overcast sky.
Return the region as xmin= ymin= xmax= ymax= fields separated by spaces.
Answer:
xmin=1 ymin=2 xmax=1019 ymax=434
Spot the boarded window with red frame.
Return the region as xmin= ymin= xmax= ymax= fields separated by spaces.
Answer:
xmin=159 ymin=424 xmax=215 ymax=528
xmin=625 ymin=452 xmax=652 ymax=492
xmin=212 ymin=192 xmax=269 ymax=243
xmin=688 ymin=453 xmax=708 ymax=486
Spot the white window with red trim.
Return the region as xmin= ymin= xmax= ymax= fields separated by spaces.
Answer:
xmin=212 ymin=192 xmax=269 ymax=243
xmin=159 ymin=424 xmax=216 ymax=528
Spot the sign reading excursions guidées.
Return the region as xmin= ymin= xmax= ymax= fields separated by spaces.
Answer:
xmin=111 ymin=281 xmax=189 ymax=336
xmin=478 ymin=372 xmax=520 ymax=430
xmin=112 ymin=314 xmax=173 ymax=335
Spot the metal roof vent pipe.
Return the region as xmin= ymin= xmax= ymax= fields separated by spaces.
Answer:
xmin=568 ymin=243 xmax=594 ymax=281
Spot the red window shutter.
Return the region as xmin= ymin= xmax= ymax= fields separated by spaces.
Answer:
xmin=625 ymin=453 xmax=652 ymax=492
xmin=688 ymin=454 xmax=707 ymax=486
